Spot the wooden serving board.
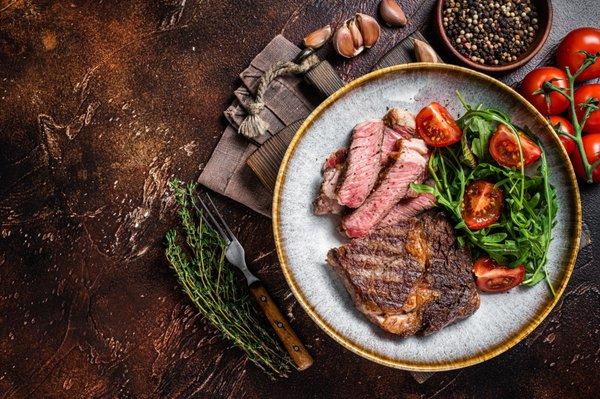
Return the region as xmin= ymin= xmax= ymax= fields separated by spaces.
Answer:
xmin=246 ymin=31 xmax=441 ymax=192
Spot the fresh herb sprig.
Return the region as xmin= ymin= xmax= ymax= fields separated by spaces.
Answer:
xmin=165 ymin=180 xmax=292 ymax=378
xmin=412 ymin=95 xmax=558 ymax=294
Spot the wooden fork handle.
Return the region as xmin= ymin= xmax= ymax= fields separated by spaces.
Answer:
xmin=249 ymin=282 xmax=313 ymax=371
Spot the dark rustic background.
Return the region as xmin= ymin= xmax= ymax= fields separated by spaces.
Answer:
xmin=1 ymin=1 xmax=599 ymax=398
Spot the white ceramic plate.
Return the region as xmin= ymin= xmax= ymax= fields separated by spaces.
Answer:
xmin=273 ymin=64 xmax=581 ymax=371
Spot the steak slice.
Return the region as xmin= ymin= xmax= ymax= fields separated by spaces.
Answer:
xmin=327 ymin=211 xmax=479 ymax=337
xmin=383 ymin=108 xmax=416 ymax=137
xmin=313 ymin=148 xmax=348 ymax=215
xmin=381 ymin=109 xmax=416 ymax=164
xmin=381 ymin=127 xmax=403 ymax=165
xmin=336 ymin=120 xmax=384 ymax=209
xmin=341 ymin=138 xmax=428 ymax=238
xmin=376 ymin=193 xmax=435 ymax=229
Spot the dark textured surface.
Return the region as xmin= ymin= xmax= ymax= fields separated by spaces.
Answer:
xmin=0 ymin=0 xmax=598 ymax=398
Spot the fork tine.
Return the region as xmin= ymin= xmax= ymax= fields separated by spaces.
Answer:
xmin=205 ymin=193 xmax=236 ymax=240
xmin=197 ymin=193 xmax=231 ymax=244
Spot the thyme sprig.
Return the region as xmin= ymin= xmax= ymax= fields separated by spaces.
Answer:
xmin=165 ymin=179 xmax=292 ymax=378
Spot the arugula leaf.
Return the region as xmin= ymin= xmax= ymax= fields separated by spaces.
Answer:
xmin=465 ymin=116 xmax=494 ymax=161
xmin=482 ymin=232 xmax=508 ymax=243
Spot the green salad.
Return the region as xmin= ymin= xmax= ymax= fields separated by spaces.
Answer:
xmin=412 ymin=92 xmax=558 ymax=295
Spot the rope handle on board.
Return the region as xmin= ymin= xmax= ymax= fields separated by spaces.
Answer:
xmin=238 ymin=49 xmax=319 ymax=139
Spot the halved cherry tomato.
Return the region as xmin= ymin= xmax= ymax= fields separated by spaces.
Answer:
xmin=548 ymin=115 xmax=576 ymax=155
xmin=415 ymin=102 xmax=463 ymax=147
xmin=574 ymin=84 xmax=600 ymax=133
xmin=473 ymin=257 xmax=525 ymax=293
xmin=489 ymin=124 xmax=542 ymax=168
xmin=556 ymin=27 xmax=600 ymax=82
xmin=461 ymin=180 xmax=503 ymax=230
xmin=571 ymin=133 xmax=600 ymax=183
xmin=520 ymin=67 xmax=569 ymax=115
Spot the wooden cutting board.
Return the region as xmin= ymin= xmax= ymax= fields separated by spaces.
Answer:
xmin=246 ymin=31 xmax=441 ymax=192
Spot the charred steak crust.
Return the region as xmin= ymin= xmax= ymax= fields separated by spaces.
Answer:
xmin=418 ymin=213 xmax=480 ymax=335
xmin=327 ymin=211 xmax=479 ymax=337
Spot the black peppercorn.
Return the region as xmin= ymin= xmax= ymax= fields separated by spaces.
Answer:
xmin=443 ymin=0 xmax=539 ymax=66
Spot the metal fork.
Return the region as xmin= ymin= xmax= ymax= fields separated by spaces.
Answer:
xmin=198 ymin=193 xmax=313 ymax=371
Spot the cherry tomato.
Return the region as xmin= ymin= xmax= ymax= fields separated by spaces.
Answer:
xmin=461 ymin=180 xmax=504 ymax=230
xmin=571 ymin=133 xmax=600 ymax=183
xmin=473 ymin=257 xmax=525 ymax=293
xmin=415 ymin=102 xmax=463 ymax=147
xmin=488 ymin=124 xmax=542 ymax=168
xmin=556 ymin=27 xmax=600 ymax=82
xmin=574 ymin=84 xmax=600 ymax=133
xmin=548 ymin=115 xmax=576 ymax=155
xmin=520 ymin=67 xmax=569 ymax=115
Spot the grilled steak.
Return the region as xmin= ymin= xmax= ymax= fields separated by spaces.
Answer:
xmin=418 ymin=213 xmax=480 ymax=334
xmin=381 ymin=127 xmax=403 ymax=165
xmin=327 ymin=211 xmax=479 ymax=337
xmin=341 ymin=138 xmax=429 ymax=238
xmin=383 ymin=108 xmax=416 ymax=137
xmin=313 ymin=148 xmax=348 ymax=215
xmin=336 ymin=120 xmax=384 ymax=209
xmin=381 ymin=109 xmax=416 ymax=164
xmin=376 ymin=193 xmax=435 ymax=229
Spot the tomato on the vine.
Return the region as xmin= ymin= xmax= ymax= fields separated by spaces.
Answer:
xmin=473 ymin=257 xmax=525 ymax=293
xmin=415 ymin=102 xmax=463 ymax=147
xmin=549 ymin=115 xmax=576 ymax=155
xmin=571 ymin=133 xmax=600 ymax=183
xmin=521 ymin=67 xmax=569 ymax=115
xmin=556 ymin=27 xmax=600 ymax=82
xmin=574 ymin=84 xmax=600 ymax=133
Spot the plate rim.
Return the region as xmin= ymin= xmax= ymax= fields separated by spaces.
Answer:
xmin=272 ymin=62 xmax=582 ymax=371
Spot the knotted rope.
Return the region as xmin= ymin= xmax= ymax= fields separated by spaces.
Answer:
xmin=238 ymin=53 xmax=320 ymax=139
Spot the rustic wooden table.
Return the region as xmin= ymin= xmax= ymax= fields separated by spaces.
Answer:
xmin=1 ymin=1 xmax=599 ymax=398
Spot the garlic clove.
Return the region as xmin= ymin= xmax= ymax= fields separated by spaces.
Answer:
xmin=303 ymin=25 xmax=333 ymax=49
xmin=333 ymin=23 xmax=363 ymax=58
xmin=346 ymin=18 xmax=364 ymax=50
xmin=355 ymin=13 xmax=380 ymax=48
xmin=379 ymin=0 xmax=407 ymax=28
xmin=414 ymin=39 xmax=439 ymax=62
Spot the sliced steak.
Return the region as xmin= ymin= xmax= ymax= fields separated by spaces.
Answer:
xmin=383 ymin=108 xmax=416 ymax=137
xmin=327 ymin=211 xmax=479 ymax=337
xmin=376 ymin=193 xmax=435 ymax=229
xmin=341 ymin=138 xmax=429 ymax=238
xmin=313 ymin=148 xmax=348 ymax=215
xmin=381 ymin=127 xmax=403 ymax=165
xmin=336 ymin=120 xmax=384 ymax=209
xmin=381 ymin=109 xmax=416 ymax=164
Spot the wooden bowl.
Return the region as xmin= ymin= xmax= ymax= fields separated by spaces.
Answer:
xmin=435 ymin=0 xmax=553 ymax=73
